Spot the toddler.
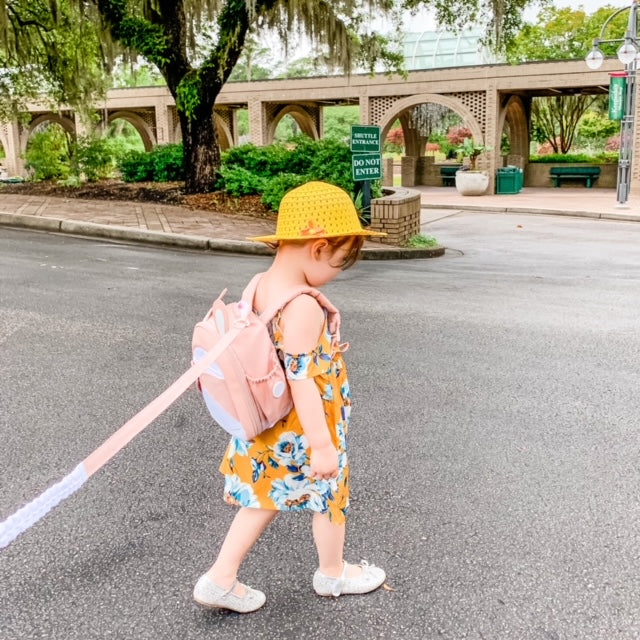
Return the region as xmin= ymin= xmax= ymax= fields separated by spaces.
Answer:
xmin=193 ymin=181 xmax=386 ymax=613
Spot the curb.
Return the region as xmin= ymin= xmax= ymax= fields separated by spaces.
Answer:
xmin=421 ymin=203 xmax=640 ymax=223
xmin=0 ymin=211 xmax=445 ymax=260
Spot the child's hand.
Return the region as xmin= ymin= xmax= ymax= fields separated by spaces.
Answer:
xmin=310 ymin=444 xmax=339 ymax=480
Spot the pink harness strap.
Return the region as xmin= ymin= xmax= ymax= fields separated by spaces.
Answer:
xmin=0 ymin=274 xmax=341 ymax=551
xmin=0 ymin=326 xmax=241 ymax=550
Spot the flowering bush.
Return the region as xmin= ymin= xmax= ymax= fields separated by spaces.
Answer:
xmin=446 ymin=126 xmax=472 ymax=146
xmin=386 ymin=127 xmax=404 ymax=146
xmin=425 ymin=142 xmax=441 ymax=153
xmin=384 ymin=126 xmax=404 ymax=154
xmin=605 ymin=135 xmax=621 ymax=152
xmin=536 ymin=139 xmax=563 ymax=156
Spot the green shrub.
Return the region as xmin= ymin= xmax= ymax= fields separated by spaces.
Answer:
xmin=117 ymin=143 xmax=184 ymax=182
xmin=284 ymin=136 xmax=322 ymax=175
xmin=529 ymin=153 xmax=618 ymax=164
xmin=406 ymin=233 xmax=439 ymax=248
xmin=221 ymin=143 xmax=291 ymax=177
xmin=70 ymin=136 xmax=116 ymax=182
xmin=305 ymin=138 xmax=355 ymax=193
xmin=24 ymin=126 xmax=71 ymax=181
xmin=118 ymin=150 xmax=154 ymax=182
xmin=261 ymin=173 xmax=307 ymax=210
xmin=218 ymin=165 xmax=268 ymax=196
xmin=150 ymin=143 xmax=184 ymax=181
xmin=218 ymin=138 xmax=365 ymax=209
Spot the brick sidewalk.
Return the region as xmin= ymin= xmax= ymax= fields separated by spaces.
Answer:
xmin=1 ymin=187 xmax=638 ymax=251
xmin=0 ymin=193 xmax=276 ymax=242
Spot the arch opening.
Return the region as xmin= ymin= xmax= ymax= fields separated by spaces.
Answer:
xmin=379 ymin=94 xmax=484 ymax=187
xmin=269 ymin=105 xmax=318 ymax=144
xmin=498 ymin=96 xmax=530 ymax=169
xmin=105 ymin=119 xmax=146 ymax=156
xmin=107 ymin=111 xmax=155 ymax=151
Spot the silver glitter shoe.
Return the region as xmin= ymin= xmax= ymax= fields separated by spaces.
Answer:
xmin=313 ymin=560 xmax=386 ymax=597
xmin=193 ymin=574 xmax=266 ymax=613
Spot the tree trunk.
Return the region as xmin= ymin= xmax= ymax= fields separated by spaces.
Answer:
xmin=180 ymin=104 xmax=220 ymax=194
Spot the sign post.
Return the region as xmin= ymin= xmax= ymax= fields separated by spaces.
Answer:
xmin=350 ymin=125 xmax=382 ymax=224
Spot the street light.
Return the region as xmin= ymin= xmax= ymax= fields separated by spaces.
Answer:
xmin=585 ymin=0 xmax=638 ymax=208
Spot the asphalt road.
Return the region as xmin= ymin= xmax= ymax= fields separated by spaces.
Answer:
xmin=1 ymin=212 xmax=639 ymax=640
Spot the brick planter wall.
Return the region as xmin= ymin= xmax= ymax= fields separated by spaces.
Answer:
xmin=369 ymin=187 xmax=421 ymax=246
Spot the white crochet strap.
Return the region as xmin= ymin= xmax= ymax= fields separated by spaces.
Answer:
xmin=0 ymin=324 xmax=245 ymax=551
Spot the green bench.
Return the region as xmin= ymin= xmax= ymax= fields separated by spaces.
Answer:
xmin=550 ymin=166 xmax=601 ymax=188
xmin=440 ymin=165 xmax=462 ymax=186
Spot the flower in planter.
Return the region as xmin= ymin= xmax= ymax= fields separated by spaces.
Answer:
xmin=456 ymin=138 xmax=491 ymax=171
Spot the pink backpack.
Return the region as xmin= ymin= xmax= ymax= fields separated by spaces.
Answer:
xmin=192 ymin=272 xmax=340 ymax=441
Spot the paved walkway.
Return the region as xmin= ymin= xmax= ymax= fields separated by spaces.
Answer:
xmin=414 ymin=186 xmax=640 ymax=221
xmin=0 ymin=186 xmax=638 ymax=257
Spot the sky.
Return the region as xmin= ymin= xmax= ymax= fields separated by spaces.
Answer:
xmin=407 ymin=1 xmax=633 ymax=31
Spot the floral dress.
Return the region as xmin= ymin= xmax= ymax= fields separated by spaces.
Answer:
xmin=219 ymin=310 xmax=351 ymax=524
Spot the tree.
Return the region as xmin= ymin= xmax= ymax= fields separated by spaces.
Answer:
xmin=1 ymin=0 xmax=402 ymax=193
xmin=227 ymin=36 xmax=273 ymax=82
xmin=531 ymin=95 xmax=597 ymax=154
xmin=505 ymin=6 xmax=627 ymax=155
xmin=323 ymin=105 xmax=360 ymax=143
xmin=0 ymin=0 xmax=105 ymax=120
xmin=506 ymin=5 xmax=628 ymax=63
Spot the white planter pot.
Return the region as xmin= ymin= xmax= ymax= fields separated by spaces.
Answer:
xmin=455 ymin=171 xmax=489 ymax=196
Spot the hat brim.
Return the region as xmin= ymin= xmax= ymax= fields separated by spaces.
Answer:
xmin=248 ymin=229 xmax=387 ymax=243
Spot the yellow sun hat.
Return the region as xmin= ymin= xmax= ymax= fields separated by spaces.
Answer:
xmin=248 ymin=181 xmax=386 ymax=243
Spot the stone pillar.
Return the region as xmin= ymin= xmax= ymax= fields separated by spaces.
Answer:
xmin=3 ymin=122 xmax=24 ymax=176
xmin=507 ymin=154 xmax=525 ymax=169
xmin=401 ymin=156 xmax=418 ymax=187
xmin=230 ymin=108 xmax=239 ymax=145
xmin=359 ymin=94 xmax=371 ymax=124
xmin=481 ymin=83 xmax=501 ymax=194
xmin=155 ymin=102 xmax=172 ymax=145
xmin=248 ymin=98 xmax=267 ymax=146
xmin=382 ymin=157 xmax=394 ymax=186
xmin=418 ymin=156 xmax=439 ymax=186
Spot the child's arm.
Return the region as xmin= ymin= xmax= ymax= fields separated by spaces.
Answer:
xmin=281 ymin=295 xmax=339 ymax=480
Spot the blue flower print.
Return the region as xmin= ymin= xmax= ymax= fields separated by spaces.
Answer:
xmin=340 ymin=382 xmax=352 ymax=422
xmin=227 ymin=437 xmax=250 ymax=459
xmin=269 ymin=474 xmax=328 ymax=512
xmin=224 ymin=474 xmax=260 ymax=508
xmin=321 ymin=383 xmax=334 ymax=402
xmin=271 ymin=431 xmax=309 ymax=471
xmin=285 ymin=353 xmax=311 ymax=380
xmin=313 ymin=341 xmax=333 ymax=368
xmin=251 ymin=458 xmax=267 ymax=483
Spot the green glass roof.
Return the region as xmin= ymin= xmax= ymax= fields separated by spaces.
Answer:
xmin=403 ymin=30 xmax=499 ymax=70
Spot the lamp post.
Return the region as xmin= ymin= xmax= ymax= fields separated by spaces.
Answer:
xmin=585 ymin=0 xmax=638 ymax=208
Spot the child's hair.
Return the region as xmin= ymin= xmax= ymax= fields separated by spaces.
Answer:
xmin=271 ymin=235 xmax=365 ymax=270
xmin=325 ymin=236 xmax=365 ymax=270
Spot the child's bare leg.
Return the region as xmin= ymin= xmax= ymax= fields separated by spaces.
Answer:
xmin=313 ymin=512 xmax=366 ymax=579
xmin=312 ymin=511 xmax=345 ymax=576
xmin=206 ymin=507 xmax=277 ymax=594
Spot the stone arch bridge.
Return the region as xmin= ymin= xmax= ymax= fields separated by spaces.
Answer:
xmin=1 ymin=59 xmax=636 ymax=194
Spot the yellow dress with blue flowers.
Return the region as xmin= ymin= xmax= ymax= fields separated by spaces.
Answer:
xmin=219 ymin=310 xmax=350 ymax=524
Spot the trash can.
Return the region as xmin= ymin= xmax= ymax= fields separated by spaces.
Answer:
xmin=496 ymin=166 xmax=523 ymax=194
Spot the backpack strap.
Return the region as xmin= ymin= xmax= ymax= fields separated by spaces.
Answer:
xmin=242 ymin=273 xmax=342 ymax=345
